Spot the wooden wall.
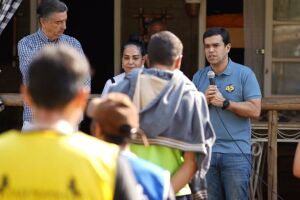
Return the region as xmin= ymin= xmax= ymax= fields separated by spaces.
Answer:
xmin=121 ymin=0 xmax=200 ymax=78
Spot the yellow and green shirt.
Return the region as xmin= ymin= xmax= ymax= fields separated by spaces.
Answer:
xmin=130 ymin=144 xmax=191 ymax=196
xmin=0 ymin=130 xmax=119 ymax=200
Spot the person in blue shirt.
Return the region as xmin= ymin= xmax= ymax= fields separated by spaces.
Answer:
xmin=87 ymin=92 xmax=175 ymax=200
xmin=18 ymin=0 xmax=90 ymax=130
xmin=192 ymin=27 xmax=262 ymax=200
xmin=108 ymin=31 xmax=215 ymax=200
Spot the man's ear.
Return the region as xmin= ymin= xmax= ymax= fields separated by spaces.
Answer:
xmin=174 ymin=55 xmax=182 ymax=70
xmin=39 ymin=18 xmax=46 ymax=27
xmin=20 ymin=85 xmax=34 ymax=107
xmin=141 ymin=55 xmax=146 ymax=66
xmin=145 ymin=54 xmax=150 ymax=67
xmin=94 ymin=122 xmax=104 ymax=140
xmin=73 ymin=87 xmax=90 ymax=110
xmin=226 ymin=43 xmax=231 ymax=53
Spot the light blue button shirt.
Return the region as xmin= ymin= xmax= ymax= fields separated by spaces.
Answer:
xmin=18 ymin=29 xmax=91 ymax=123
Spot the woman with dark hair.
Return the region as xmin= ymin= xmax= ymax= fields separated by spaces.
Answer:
xmin=101 ymin=34 xmax=146 ymax=95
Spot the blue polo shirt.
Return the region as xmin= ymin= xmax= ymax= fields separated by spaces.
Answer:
xmin=192 ymin=59 xmax=261 ymax=154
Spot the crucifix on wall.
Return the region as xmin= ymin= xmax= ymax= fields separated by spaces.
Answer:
xmin=133 ymin=8 xmax=173 ymax=45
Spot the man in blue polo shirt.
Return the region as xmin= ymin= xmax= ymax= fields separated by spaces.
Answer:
xmin=192 ymin=27 xmax=261 ymax=200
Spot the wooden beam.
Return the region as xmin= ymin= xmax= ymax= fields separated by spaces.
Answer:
xmin=0 ymin=93 xmax=22 ymax=106
xmin=0 ymin=93 xmax=101 ymax=107
xmin=267 ymin=110 xmax=278 ymax=200
xmin=262 ymin=96 xmax=300 ymax=111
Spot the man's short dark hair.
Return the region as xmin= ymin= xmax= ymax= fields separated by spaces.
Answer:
xmin=147 ymin=31 xmax=183 ymax=67
xmin=37 ymin=0 xmax=68 ymax=19
xmin=203 ymin=27 xmax=230 ymax=45
xmin=27 ymin=44 xmax=90 ymax=109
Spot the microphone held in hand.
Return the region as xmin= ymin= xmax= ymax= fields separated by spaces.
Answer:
xmin=207 ymin=71 xmax=215 ymax=85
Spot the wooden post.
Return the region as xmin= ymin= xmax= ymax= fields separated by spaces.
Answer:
xmin=267 ymin=110 xmax=278 ymax=200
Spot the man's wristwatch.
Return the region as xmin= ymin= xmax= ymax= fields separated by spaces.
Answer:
xmin=222 ymin=99 xmax=230 ymax=110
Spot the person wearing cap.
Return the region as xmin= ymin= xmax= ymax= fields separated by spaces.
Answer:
xmin=0 ymin=44 xmax=140 ymax=200
xmin=87 ymin=92 xmax=176 ymax=200
xmin=109 ymin=31 xmax=215 ymax=200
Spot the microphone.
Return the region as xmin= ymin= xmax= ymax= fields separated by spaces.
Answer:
xmin=207 ymin=71 xmax=215 ymax=85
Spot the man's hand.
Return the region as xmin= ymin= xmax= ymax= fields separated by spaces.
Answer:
xmin=205 ymin=85 xmax=225 ymax=107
